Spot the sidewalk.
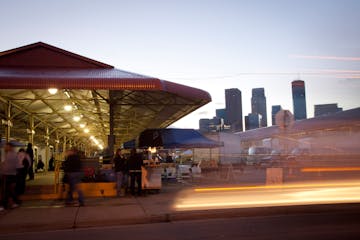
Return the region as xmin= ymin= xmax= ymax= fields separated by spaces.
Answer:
xmin=1 ymin=179 xmax=360 ymax=234
xmin=0 ymin=182 xmax=183 ymax=234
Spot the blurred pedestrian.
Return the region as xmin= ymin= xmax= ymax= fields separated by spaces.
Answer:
xmin=113 ymin=148 xmax=128 ymax=197
xmin=16 ymin=148 xmax=31 ymax=198
xmin=63 ymin=148 xmax=84 ymax=206
xmin=36 ymin=158 xmax=45 ymax=172
xmin=1 ymin=142 xmax=19 ymax=209
xmin=26 ymin=143 xmax=34 ymax=180
xmin=48 ymin=156 xmax=55 ymax=171
xmin=128 ymin=148 xmax=143 ymax=196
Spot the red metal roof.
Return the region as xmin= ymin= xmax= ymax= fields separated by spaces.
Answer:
xmin=0 ymin=42 xmax=212 ymax=146
xmin=0 ymin=42 xmax=211 ymax=101
xmin=0 ymin=42 xmax=113 ymax=69
xmin=0 ymin=67 xmax=210 ymax=101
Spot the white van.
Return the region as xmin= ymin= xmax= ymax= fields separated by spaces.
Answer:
xmin=246 ymin=146 xmax=272 ymax=166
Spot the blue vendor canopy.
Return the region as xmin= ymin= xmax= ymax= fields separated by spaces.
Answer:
xmin=124 ymin=128 xmax=222 ymax=149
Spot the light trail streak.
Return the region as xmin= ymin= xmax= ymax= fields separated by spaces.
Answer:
xmin=194 ymin=181 xmax=360 ymax=192
xmin=301 ymin=167 xmax=360 ymax=173
xmin=175 ymin=180 xmax=360 ymax=211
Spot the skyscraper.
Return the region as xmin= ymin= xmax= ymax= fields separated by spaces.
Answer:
xmin=245 ymin=113 xmax=262 ymax=130
xmin=199 ymin=117 xmax=224 ymax=133
xmin=251 ymin=88 xmax=267 ymax=127
xmin=271 ymin=105 xmax=282 ymax=125
xmin=216 ymin=108 xmax=227 ymax=123
xmin=225 ymin=88 xmax=243 ymax=132
xmin=199 ymin=118 xmax=211 ymax=133
xmin=292 ymin=80 xmax=307 ymax=120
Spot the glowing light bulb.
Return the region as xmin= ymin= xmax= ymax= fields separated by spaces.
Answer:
xmin=48 ymin=88 xmax=58 ymax=95
xmin=64 ymin=105 xmax=72 ymax=111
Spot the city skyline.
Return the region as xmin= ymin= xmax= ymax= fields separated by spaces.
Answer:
xmin=1 ymin=0 xmax=359 ymax=129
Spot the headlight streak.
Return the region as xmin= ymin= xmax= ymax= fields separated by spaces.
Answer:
xmin=175 ymin=180 xmax=360 ymax=211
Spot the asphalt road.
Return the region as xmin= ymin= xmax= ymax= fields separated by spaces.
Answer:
xmin=1 ymin=210 xmax=359 ymax=240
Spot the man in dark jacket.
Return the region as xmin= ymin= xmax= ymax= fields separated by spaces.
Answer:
xmin=113 ymin=148 xmax=128 ymax=196
xmin=128 ymin=148 xmax=143 ymax=196
xmin=63 ymin=148 xmax=84 ymax=206
xmin=26 ymin=143 xmax=34 ymax=180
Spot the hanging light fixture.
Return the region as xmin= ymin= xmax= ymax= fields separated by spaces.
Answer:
xmin=64 ymin=104 xmax=73 ymax=111
xmin=73 ymin=116 xmax=81 ymax=122
xmin=48 ymin=88 xmax=58 ymax=95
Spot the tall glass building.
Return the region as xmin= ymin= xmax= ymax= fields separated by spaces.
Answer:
xmin=251 ymin=88 xmax=267 ymax=127
xmin=271 ymin=105 xmax=282 ymax=125
xmin=225 ymin=88 xmax=243 ymax=132
xmin=245 ymin=113 xmax=262 ymax=130
xmin=292 ymin=80 xmax=307 ymax=120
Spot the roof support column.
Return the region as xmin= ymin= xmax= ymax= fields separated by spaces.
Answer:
xmin=63 ymin=136 xmax=67 ymax=154
xmin=4 ymin=101 xmax=12 ymax=142
xmin=28 ymin=115 xmax=35 ymax=145
xmin=55 ymin=132 xmax=59 ymax=153
xmin=108 ymin=91 xmax=115 ymax=156
xmin=45 ymin=126 xmax=50 ymax=172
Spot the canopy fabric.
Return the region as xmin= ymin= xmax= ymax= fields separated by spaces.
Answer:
xmin=123 ymin=139 xmax=136 ymax=149
xmin=138 ymin=128 xmax=222 ymax=149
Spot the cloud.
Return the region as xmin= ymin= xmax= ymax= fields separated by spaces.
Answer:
xmin=196 ymin=111 xmax=210 ymax=116
xmin=335 ymin=76 xmax=360 ymax=79
xmin=214 ymin=102 xmax=225 ymax=106
xmin=290 ymin=55 xmax=360 ymax=61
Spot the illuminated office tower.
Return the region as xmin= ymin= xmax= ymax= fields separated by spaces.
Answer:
xmin=251 ymin=88 xmax=267 ymax=127
xmin=225 ymin=88 xmax=243 ymax=132
xmin=292 ymin=80 xmax=307 ymax=120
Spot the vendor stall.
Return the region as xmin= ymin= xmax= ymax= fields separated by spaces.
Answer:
xmin=137 ymin=128 xmax=223 ymax=181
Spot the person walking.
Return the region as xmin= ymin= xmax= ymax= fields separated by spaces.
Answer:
xmin=113 ymin=149 xmax=128 ymax=197
xmin=128 ymin=148 xmax=143 ymax=196
xmin=26 ymin=143 xmax=34 ymax=180
xmin=16 ymin=148 xmax=31 ymax=198
xmin=1 ymin=142 xmax=19 ymax=209
xmin=63 ymin=148 xmax=84 ymax=206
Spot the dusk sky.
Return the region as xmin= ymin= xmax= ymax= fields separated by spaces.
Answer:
xmin=1 ymin=0 xmax=359 ymax=129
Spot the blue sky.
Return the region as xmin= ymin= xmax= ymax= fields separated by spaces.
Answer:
xmin=1 ymin=0 xmax=359 ymax=128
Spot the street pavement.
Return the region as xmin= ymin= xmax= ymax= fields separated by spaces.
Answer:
xmin=1 ymin=168 xmax=360 ymax=235
xmin=1 ymin=179 xmax=360 ymax=235
xmin=1 ymin=210 xmax=359 ymax=240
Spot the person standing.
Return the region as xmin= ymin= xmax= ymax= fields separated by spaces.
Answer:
xmin=113 ymin=149 xmax=128 ymax=197
xmin=26 ymin=143 xmax=34 ymax=180
xmin=128 ymin=148 xmax=143 ymax=196
xmin=16 ymin=148 xmax=31 ymax=198
xmin=1 ymin=142 xmax=19 ymax=209
xmin=63 ymin=148 xmax=84 ymax=206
